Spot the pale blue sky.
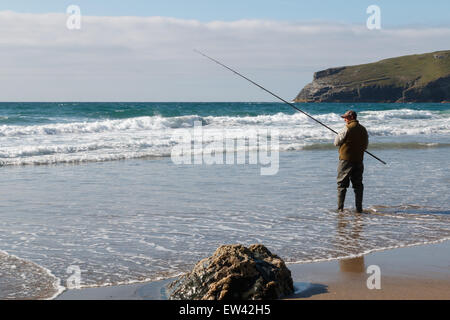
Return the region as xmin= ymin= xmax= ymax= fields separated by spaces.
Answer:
xmin=0 ymin=1 xmax=449 ymax=101
xmin=2 ymin=0 xmax=449 ymax=26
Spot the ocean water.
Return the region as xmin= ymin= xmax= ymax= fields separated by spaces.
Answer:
xmin=0 ymin=102 xmax=449 ymax=299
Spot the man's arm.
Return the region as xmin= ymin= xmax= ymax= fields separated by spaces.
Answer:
xmin=363 ymin=127 xmax=369 ymax=150
xmin=334 ymin=126 xmax=348 ymax=147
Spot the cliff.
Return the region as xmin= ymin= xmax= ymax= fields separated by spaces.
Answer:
xmin=294 ymin=50 xmax=450 ymax=103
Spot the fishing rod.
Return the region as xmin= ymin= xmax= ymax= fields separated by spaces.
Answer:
xmin=194 ymin=49 xmax=387 ymax=165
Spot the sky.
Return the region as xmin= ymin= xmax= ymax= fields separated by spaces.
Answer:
xmin=3 ymin=0 xmax=450 ymax=26
xmin=0 ymin=0 xmax=449 ymax=101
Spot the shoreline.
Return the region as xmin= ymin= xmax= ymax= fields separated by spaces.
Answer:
xmin=287 ymin=239 xmax=450 ymax=300
xmin=57 ymin=239 xmax=450 ymax=300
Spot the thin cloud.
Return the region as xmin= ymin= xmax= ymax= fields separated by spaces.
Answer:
xmin=0 ymin=11 xmax=448 ymax=101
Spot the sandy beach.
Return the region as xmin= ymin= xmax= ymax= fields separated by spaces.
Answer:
xmin=287 ymin=240 xmax=450 ymax=300
xmin=57 ymin=240 xmax=450 ymax=300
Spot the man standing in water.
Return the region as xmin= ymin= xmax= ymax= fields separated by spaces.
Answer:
xmin=334 ymin=110 xmax=369 ymax=213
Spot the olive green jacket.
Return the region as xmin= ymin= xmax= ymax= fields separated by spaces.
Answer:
xmin=334 ymin=120 xmax=369 ymax=162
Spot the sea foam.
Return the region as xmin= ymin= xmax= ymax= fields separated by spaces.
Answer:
xmin=0 ymin=108 xmax=448 ymax=166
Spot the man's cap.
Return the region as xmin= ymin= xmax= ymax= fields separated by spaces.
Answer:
xmin=341 ymin=110 xmax=357 ymax=119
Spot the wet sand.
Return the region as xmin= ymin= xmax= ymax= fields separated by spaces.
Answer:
xmin=57 ymin=240 xmax=450 ymax=300
xmin=287 ymin=240 xmax=450 ymax=300
xmin=56 ymin=279 xmax=173 ymax=300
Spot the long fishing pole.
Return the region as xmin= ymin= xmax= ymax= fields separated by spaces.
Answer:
xmin=194 ymin=49 xmax=387 ymax=165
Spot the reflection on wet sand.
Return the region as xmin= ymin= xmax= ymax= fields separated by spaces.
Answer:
xmin=339 ymin=256 xmax=365 ymax=273
xmin=288 ymin=212 xmax=368 ymax=299
xmin=336 ymin=212 xmax=365 ymax=273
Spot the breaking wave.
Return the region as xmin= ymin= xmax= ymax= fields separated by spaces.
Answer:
xmin=0 ymin=108 xmax=448 ymax=166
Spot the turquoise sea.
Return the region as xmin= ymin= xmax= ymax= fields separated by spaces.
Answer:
xmin=0 ymin=102 xmax=449 ymax=299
